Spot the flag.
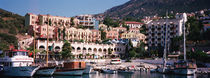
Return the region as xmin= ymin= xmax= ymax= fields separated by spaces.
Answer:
xmin=29 ymin=52 xmax=33 ymax=56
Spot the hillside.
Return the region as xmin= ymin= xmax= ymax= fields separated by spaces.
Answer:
xmin=101 ymin=0 xmax=210 ymax=19
xmin=0 ymin=8 xmax=27 ymax=50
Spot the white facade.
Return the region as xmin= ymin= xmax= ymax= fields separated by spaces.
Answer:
xmin=36 ymin=40 xmax=126 ymax=57
xmin=37 ymin=40 xmax=64 ymax=52
xmin=146 ymin=13 xmax=187 ymax=47
xmin=71 ymin=42 xmax=126 ymax=57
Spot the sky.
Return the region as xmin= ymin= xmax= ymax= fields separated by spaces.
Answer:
xmin=0 ymin=0 xmax=129 ymax=17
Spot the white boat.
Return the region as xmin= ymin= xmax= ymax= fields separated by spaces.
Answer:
xmin=102 ymin=69 xmax=117 ymax=74
xmin=54 ymin=69 xmax=84 ymax=76
xmin=84 ymin=65 xmax=92 ymax=74
xmin=35 ymin=66 xmax=56 ymax=76
xmin=173 ymin=14 xmax=197 ymax=75
xmin=118 ymin=70 xmax=134 ymax=74
xmin=0 ymin=49 xmax=40 ymax=77
xmin=173 ymin=60 xmax=197 ymax=75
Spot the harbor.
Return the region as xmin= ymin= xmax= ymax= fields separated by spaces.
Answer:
xmin=0 ymin=0 xmax=210 ymax=78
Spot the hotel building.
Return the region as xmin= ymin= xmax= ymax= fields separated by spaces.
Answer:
xmin=66 ymin=27 xmax=101 ymax=42
xmin=75 ymin=14 xmax=99 ymax=29
xmin=146 ymin=13 xmax=187 ymax=48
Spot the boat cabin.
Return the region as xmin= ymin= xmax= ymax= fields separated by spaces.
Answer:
xmin=174 ymin=60 xmax=197 ymax=69
xmin=0 ymin=49 xmax=34 ymax=67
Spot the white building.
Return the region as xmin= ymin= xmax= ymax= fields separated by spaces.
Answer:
xmin=36 ymin=40 xmax=126 ymax=58
xmin=146 ymin=13 xmax=187 ymax=47
xmin=123 ymin=21 xmax=144 ymax=29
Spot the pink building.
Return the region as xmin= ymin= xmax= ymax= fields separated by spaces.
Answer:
xmin=91 ymin=30 xmax=101 ymax=42
xmin=106 ymin=30 xmax=119 ymax=40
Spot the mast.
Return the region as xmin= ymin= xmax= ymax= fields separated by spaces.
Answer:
xmin=163 ymin=11 xmax=168 ymax=72
xmin=183 ymin=15 xmax=186 ymax=61
xmin=46 ymin=14 xmax=49 ymax=66
xmin=33 ymin=26 xmax=36 ymax=64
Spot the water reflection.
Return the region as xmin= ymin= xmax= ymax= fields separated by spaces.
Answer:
xmin=32 ymin=71 xmax=209 ymax=78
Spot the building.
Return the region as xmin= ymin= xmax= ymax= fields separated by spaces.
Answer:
xmin=36 ymin=40 xmax=126 ymax=58
xmin=129 ymin=28 xmax=140 ymax=34
xmin=25 ymin=13 xmax=74 ymax=40
xmin=37 ymin=40 xmax=64 ymax=52
xmin=75 ymin=14 xmax=99 ymax=29
xmin=105 ymin=30 xmax=119 ymax=40
xmin=17 ymin=34 xmax=34 ymax=49
xmin=112 ymin=27 xmax=127 ymax=33
xmin=146 ymin=13 xmax=187 ymax=48
xmin=65 ymin=27 xmax=101 ymax=42
xmin=121 ymin=32 xmax=146 ymax=43
xmin=71 ymin=42 xmax=126 ymax=58
xmin=25 ymin=13 xmax=73 ymax=27
xmin=123 ymin=21 xmax=144 ymax=29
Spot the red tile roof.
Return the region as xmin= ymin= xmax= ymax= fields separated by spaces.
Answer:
xmin=125 ymin=21 xmax=144 ymax=24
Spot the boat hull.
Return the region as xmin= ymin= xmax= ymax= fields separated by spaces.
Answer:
xmin=0 ymin=66 xmax=40 ymax=77
xmin=102 ymin=70 xmax=117 ymax=74
xmin=118 ymin=70 xmax=134 ymax=74
xmin=84 ymin=66 xmax=92 ymax=74
xmin=54 ymin=69 xmax=84 ymax=76
xmin=35 ymin=67 xmax=56 ymax=76
xmin=173 ymin=68 xmax=196 ymax=75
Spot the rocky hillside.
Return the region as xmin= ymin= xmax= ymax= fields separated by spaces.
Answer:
xmin=0 ymin=8 xmax=27 ymax=50
xmin=101 ymin=0 xmax=210 ymax=18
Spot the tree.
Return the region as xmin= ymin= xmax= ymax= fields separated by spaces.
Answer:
xmin=170 ymin=36 xmax=183 ymax=52
xmin=179 ymin=50 xmax=210 ymax=63
xmin=61 ymin=41 xmax=72 ymax=60
xmin=186 ymin=16 xmax=203 ymax=41
xmin=100 ymin=29 xmax=106 ymax=40
xmin=129 ymin=49 xmax=136 ymax=59
xmin=140 ymin=24 xmax=146 ymax=34
xmin=103 ymin=17 xmax=120 ymax=27
xmin=70 ymin=17 xmax=75 ymax=26
xmin=108 ymin=48 xmax=112 ymax=57
xmin=63 ymin=28 xmax=66 ymax=40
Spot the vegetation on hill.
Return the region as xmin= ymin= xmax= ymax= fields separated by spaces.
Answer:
xmin=101 ymin=0 xmax=210 ymax=19
xmin=0 ymin=8 xmax=27 ymax=50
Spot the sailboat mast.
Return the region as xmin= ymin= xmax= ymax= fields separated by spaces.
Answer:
xmin=183 ymin=16 xmax=186 ymax=61
xmin=163 ymin=11 xmax=168 ymax=72
xmin=46 ymin=14 xmax=49 ymax=66
xmin=33 ymin=26 xmax=36 ymax=64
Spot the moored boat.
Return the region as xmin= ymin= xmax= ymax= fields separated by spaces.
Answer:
xmin=54 ymin=61 xmax=85 ymax=76
xmin=0 ymin=49 xmax=40 ymax=77
xmin=102 ymin=69 xmax=117 ymax=74
xmin=54 ymin=69 xmax=84 ymax=76
xmin=35 ymin=66 xmax=57 ymax=76
xmin=173 ymin=60 xmax=197 ymax=75
xmin=118 ymin=70 xmax=134 ymax=74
